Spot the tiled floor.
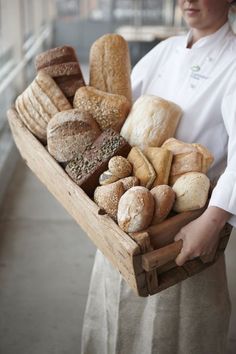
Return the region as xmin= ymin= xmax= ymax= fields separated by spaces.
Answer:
xmin=0 ymin=160 xmax=236 ymax=354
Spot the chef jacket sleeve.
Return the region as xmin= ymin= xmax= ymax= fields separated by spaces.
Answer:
xmin=209 ymin=82 xmax=236 ymax=227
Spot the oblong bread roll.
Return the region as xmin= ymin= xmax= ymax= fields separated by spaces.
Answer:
xmin=89 ymin=34 xmax=132 ymax=103
xmin=121 ymin=95 xmax=182 ymax=150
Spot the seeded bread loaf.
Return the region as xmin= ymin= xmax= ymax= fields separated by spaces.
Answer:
xmin=73 ymin=86 xmax=131 ymax=132
xmin=121 ymin=95 xmax=182 ymax=150
xmin=65 ymin=129 xmax=131 ymax=196
xmin=47 ymin=109 xmax=101 ymax=163
xmin=89 ymin=34 xmax=132 ymax=104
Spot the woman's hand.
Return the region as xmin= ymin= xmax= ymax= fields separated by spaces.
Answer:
xmin=174 ymin=206 xmax=231 ymax=266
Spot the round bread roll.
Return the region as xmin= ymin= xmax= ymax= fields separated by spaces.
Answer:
xmin=99 ymin=170 xmax=119 ymax=185
xmin=150 ymin=185 xmax=176 ymax=224
xmin=47 ymin=109 xmax=101 ymax=162
xmin=172 ymin=172 xmax=210 ymax=212
xmin=117 ymin=186 xmax=154 ymax=233
xmin=108 ymin=156 xmax=132 ymax=178
xmin=120 ymin=176 xmax=139 ymax=191
xmin=94 ymin=181 xmax=125 ymax=220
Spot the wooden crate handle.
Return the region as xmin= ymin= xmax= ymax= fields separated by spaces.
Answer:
xmin=142 ymin=240 xmax=183 ymax=272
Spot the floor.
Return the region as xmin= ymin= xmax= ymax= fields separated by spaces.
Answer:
xmin=0 ymin=160 xmax=236 ymax=354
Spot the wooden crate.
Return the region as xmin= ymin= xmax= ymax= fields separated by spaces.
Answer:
xmin=7 ymin=108 xmax=232 ymax=297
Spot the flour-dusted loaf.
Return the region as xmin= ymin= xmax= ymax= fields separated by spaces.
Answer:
xmin=35 ymin=46 xmax=85 ymax=103
xmin=73 ymin=86 xmax=131 ymax=132
xmin=144 ymin=147 xmax=173 ymax=186
xmin=15 ymin=71 xmax=71 ymax=142
xmin=94 ymin=181 xmax=125 ymax=220
xmin=65 ymin=129 xmax=131 ymax=196
xmin=117 ymin=186 xmax=155 ymax=233
xmin=108 ymin=156 xmax=132 ymax=178
xmin=89 ymin=34 xmax=132 ymax=103
xmin=150 ymin=185 xmax=176 ymax=224
xmin=172 ymin=172 xmax=210 ymax=212
xmin=47 ymin=109 xmax=101 ymax=163
xmin=120 ymin=95 xmax=182 ymax=150
xmin=127 ymin=147 xmax=156 ymax=189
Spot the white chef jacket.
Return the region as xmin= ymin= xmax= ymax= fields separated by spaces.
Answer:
xmin=131 ymin=21 xmax=236 ymax=227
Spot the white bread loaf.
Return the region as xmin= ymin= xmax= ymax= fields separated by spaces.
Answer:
xmin=47 ymin=109 xmax=101 ymax=162
xmin=120 ymin=95 xmax=182 ymax=150
xmin=150 ymin=185 xmax=176 ymax=224
xmin=89 ymin=34 xmax=132 ymax=103
xmin=117 ymin=186 xmax=154 ymax=233
xmin=172 ymin=172 xmax=210 ymax=212
xmin=73 ymin=86 xmax=131 ymax=132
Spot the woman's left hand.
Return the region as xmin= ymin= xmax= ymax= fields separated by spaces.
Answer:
xmin=174 ymin=206 xmax=231 ymax=266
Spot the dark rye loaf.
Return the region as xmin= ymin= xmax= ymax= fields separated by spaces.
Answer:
xmin=65 ymin=129 xmax=131 ymax=196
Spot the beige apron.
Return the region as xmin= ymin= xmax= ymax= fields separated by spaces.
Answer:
xmin=81 ymin=249 xmax=231 ymax=354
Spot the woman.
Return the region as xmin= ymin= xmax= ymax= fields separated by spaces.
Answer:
xmin=81 ymin=1 xmax=236 ymax=353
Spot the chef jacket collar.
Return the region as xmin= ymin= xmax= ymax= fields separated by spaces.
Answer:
xmin=185 ymin=21 xmax=230 ymax=49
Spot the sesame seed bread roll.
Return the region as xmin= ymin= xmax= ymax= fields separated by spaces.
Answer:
xmin=117 ymin=186 xmax=155 ymax=233
xmin=172 ymin=172 xmax=210 ymax=212
xmin=73 ymin=86 xmax=131 ymax=132
xmin=94 ymin=181 xmax=125 ymax=220
xmin=121 ymin=95 xmax=182 ymax=150
xmin=89 ymin=34 xmax=132 ymax=104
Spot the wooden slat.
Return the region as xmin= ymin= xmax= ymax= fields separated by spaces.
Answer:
xmin=129 ymin=231 xmax=158 ymax=294
xmin=142 ymin=240 xmax=183 ymax=272
xmin=8 ymin=108 xmax=148 ymax=296
xmin=146 ymin=208 xmax=205 ymax=249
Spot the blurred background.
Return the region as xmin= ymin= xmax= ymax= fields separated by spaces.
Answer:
xmin=0 ymin=1 xmax=236 ymax=354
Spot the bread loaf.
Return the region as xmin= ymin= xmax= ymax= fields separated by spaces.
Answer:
xmin=35 ymin=46 xmax=85 ymax=102
xmin=121 ymin=95 xmax=182 ymax=150
xmin=15 ymin=71 xmax=71 ymax=142
xmin=65 ymin=129 xmax=131 ymax=196
xmin=73 ymin=86 xmax=131 ymax=132
xmin=35 ymin=46 xmax=78 ymax=68
xmin=94 ymin=181 xmax=125 ymax=220
xmin=162 ymin=138 xmax=196 ymax=155
xmin=144 ymin=147 xmax=173 ymax=186
xmin=47 ymin=109 xmax=101 ymax=162
xmin=172 ymin=172 xmax=210 ymax=212
xmin=150 ymin=185 xmax=176 ymax=224
xmin=117 ymin=186 xmax=155 ymax=233
xmin=89 ymin=34 xmax=132 ymax=103
xmin=127 ymin=147 xmax=156 ymax=189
